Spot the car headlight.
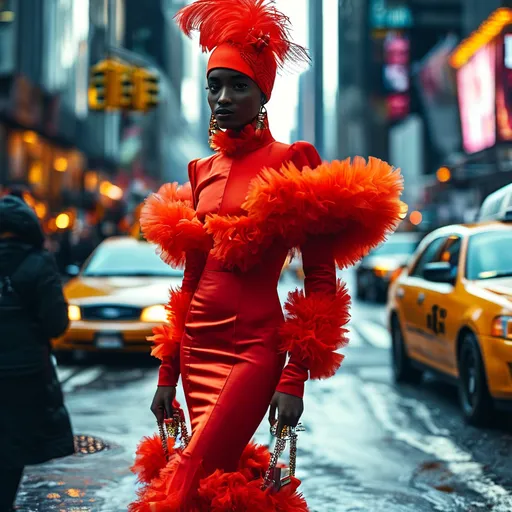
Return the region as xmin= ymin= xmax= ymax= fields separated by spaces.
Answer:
xmin=373 ymin=266 xmax=393 ymax=278
xmin=68 ymin=305 xmax=81 ymax=321
xmin=140 ymin=304 xmax=168 ymax=323
xmin=491 ymin=316 xmax=512 ymax=339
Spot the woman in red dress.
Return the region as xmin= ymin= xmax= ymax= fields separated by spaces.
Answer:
xmin=130 ymin=1 xmax=406 ymax=510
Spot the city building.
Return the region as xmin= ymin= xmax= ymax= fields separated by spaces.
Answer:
xmin=0 ymin=0 xmax=92 ymax=218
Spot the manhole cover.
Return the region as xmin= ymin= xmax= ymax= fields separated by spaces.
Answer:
xmin=73 ymin=434 xmax=109 ymax=455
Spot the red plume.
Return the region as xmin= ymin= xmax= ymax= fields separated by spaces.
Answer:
xmin=174 ymin=0 xmax=309 ymax=70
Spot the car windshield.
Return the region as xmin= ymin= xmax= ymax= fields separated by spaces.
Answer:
xmin=371 ymin=239 xmax=418 ymax=257
xmin=82 ymin=241 xmax=183 ymax=277
xmin=466 ymin=231 xmax=512 ymax=280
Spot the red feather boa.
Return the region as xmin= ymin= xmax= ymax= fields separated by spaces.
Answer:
xmin=149 ymin=287 xmax=193 ymax=361
xmin=140 ymin=182 xmax=211 ymax=268
xmin=279 ymin=281 xmax=351 ymax=379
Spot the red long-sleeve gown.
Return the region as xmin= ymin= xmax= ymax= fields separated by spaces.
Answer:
xmin=131 ymin=125 xmax=405 ymax=511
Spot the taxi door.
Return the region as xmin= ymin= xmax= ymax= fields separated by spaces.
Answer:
xmin=416 ymin=236 xmax=463 ymax=376
xmin=395 ymin=236 xmax=447 ymax=364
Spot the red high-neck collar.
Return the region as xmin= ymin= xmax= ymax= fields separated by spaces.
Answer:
xmin=210 ymin=122 xmax=275 ymax=157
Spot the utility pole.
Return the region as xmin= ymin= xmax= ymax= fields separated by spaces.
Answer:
xmin=108 ymin=0 xmax=117 ymax=49
xmin=309 ymin=0 xmax=324 ymax=155
xmin=105 ymin=0 xmax=119 ymax=160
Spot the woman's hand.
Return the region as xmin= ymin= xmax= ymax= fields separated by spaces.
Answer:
xmin=151 ymin=386 xmax=176 ymax=424
xmin=268 ymin=391 xmax=304 ymax=437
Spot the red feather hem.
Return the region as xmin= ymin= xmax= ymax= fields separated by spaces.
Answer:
xmin=131 ymin=434 xmax=177 ymax=485
xmin=129 ymin=441 xmax=307 ymax=511
xmin=206 ymin=157 xmax=406 ymax=270
xmin=280 ymin=281 xmax=351 ymax=379
xmin=139 ymin=182 xmax=211 ymax=268
xmin=149 ymin=287 xmax=193 ymax=361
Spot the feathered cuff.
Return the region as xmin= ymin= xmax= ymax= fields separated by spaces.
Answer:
xmin=206 ymin=157 xmax=406 ymax=270
xmin=279 ymin=281 xmax=351 ymax=380
xmin=149 ymin=287 xmax=193 ymax=361
xmin=140 ymin=182 xmax=212 ymax=268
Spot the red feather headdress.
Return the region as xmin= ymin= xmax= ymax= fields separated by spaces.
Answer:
xmin=174 ymin=0 xmax=309 ymax=99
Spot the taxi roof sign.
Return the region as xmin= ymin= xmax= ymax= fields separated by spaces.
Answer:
xmin=477 ymin=183 xmax=512 ymax=222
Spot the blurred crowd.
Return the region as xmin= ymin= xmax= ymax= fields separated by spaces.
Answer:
xmin=1 ymin=183 xmax=143 ymax=275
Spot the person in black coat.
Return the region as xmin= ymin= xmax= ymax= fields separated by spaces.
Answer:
xmin=0 ymin=195 xmax=74 ymax=511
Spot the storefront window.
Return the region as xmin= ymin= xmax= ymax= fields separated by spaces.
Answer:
xmin=6 ymin=129 xmax=85 ymax=216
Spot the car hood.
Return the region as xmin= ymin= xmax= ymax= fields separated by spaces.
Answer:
xmin=64 ymin=276 xmax=182 ymax=307
xmin=472 ymin=277 xmax=512 ymax=304
xmin=361 ymin=255 xmax=411 ymax=270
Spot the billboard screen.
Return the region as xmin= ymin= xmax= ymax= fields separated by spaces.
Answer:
xmin=496 ymin=32 xmax=512 ymax=142
xmin=415 ymin=35 xmax=461 ymax=158
xmin=383 ymin=32 xmax=410 ymax=120
xmin=457 ymin=43 xmax=496 ymax=154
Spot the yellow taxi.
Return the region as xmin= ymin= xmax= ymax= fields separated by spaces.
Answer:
xmin=53 ymin=237 xmax=183 ymax=359
xmin=387 ymin=220 xmax=512 ymax=425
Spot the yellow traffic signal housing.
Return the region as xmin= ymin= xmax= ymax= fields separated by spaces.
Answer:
xmin=132 ymin=68 xmax=160 ymax=112
xmin=88 ymin=59 xmax=134 ymax=111
xmin=89 ymin=62 xmax=108 ymax=110
xmin=120 ymin=69 xmax=134 ymax=108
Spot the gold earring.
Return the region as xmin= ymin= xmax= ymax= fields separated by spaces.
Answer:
xmin=209 ymin=113 xmax=219 ymax=147
xmin=256 ymin=105 xmax=267 ymax=131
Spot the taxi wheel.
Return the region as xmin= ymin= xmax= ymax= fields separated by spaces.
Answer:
xmin=391 ymin=316 xmax=423 ymax=384
xmin=458 ymin=333 xmax=494 ymax=426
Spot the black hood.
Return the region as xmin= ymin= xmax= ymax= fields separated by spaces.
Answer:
xmin=0 ymin=195 xmax=45 ymax=248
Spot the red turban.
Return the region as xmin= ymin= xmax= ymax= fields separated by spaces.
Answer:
xmin=175 ymin=0 xmax=309 ymax=100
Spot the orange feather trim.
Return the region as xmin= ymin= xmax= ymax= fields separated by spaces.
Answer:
xmin=279 ymin=281 xmax=351 ymax=379
xmin=129 ymin=455 xmax=186 ymax=512
xmin=207 ymin=157 xmax=406 ymax=271
xmin=198 ymin=471 xmax=307 ymax=511
xmin=139 ymin=182 xmax=211 ymax=268
xmin=174 ymin=0 xmax=309 ymax=72
xmin=149 ymin=287 xmax=193 ymax=361
xmin=243 ymin=156 xmax=407 ymax=269
xmin=237 ymin=441 xmax=271 ymax=481
xmin=131 ymin=434 xmax=177 ymax=485
xmin=204 ymin=214 xmax=269 ymax=272
xmin=130 ymin=441 xmax=307 ymax=511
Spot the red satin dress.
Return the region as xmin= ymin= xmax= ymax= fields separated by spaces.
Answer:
xmin=157 ymin=128 xmax=336 ymax=503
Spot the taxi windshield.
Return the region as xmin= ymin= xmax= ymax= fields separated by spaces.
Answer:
xmin=466 ymin=231 xmax=512 ymax=280
xmin=372 ymin=239 xmax=418 ymax=256
xmin=82 ymin=242 xmax=183 ymax=277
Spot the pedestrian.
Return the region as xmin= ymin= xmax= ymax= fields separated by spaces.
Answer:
xmin=130 ymin=0 xmax=406 ymax=509
xmin=0 ymin=195 xmax=74 ymax=511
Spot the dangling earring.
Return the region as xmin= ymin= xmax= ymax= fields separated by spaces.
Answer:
xmin=256 ymin=105 xmax=268 ymax=132
xmin=209 ymin=113 xmax=219 ymax=148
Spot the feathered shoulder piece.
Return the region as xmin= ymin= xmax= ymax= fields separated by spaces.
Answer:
xmin=139 ymin=182 xmax=211 ymax=268
xmin=205 ymin=157 xmax=407 ymax=271
xmin=175 ymin=0 xmax=309 ymax=70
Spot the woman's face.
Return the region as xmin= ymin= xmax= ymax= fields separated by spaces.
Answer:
xmin=207 ymin=68 xmax=263 ymax=130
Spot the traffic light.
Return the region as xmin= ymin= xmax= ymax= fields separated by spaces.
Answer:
xmin=132 ymin=68 xmax=160 ymax=112
xmin=88 ymin=60 xmax=158 ymax=113
xmin=89 ymin=61 xmax=108 ymax=110
xmin=119 ymin=68 xmax=134 ymax=109
xmin=88 ymin=59 xmax=134 ymax=111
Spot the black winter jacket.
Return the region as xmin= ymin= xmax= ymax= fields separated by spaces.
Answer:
xmin=0 ymin=195 xmax=74 ymax=467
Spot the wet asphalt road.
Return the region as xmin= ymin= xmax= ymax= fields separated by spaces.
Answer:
xmin=15 ymin=270 xmax=512 ymax=512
